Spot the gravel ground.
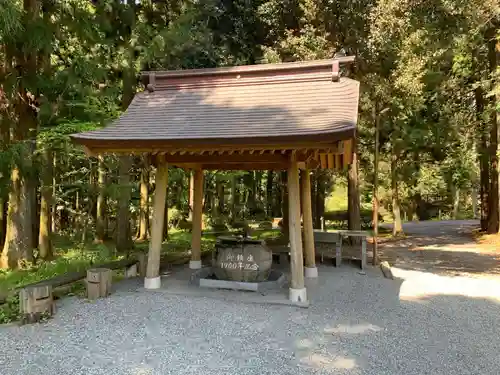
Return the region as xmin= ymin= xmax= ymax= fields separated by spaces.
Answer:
xmin=1 ymin=265 xmax=500 ymax=375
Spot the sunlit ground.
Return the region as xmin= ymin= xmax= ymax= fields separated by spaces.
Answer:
xmin=394 ymin=267 xmax=500 ymax=302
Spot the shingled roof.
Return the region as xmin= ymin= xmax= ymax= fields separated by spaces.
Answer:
xmin=72 ymin=58 xmax=360 ymax=155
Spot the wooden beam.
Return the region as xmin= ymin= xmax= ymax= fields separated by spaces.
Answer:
xmin=164 ymin=153 xmax=288 ymax=164
xmin=190 ymin=168 xmax=204 ymax=269
xmin=300 ymin=168 xmax=316 ymax=277
xmin=200 ymin=162 xmax=289 ymax=171
xmin=145 ymin=160 xmax=168 ymax=289
xmin=288 ymin=154 xmax=307 ymax=302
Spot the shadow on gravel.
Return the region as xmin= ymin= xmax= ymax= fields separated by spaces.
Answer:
xmin=378 ymin=221 xmax=499 ymax=276
xmin=298 ymin=275 xmax=500 ymax=374
xmin=380 ymin=248 xmax=500 ymax=275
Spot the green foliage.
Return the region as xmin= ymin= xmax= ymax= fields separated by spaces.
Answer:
xmin=0 ymin=294 xmax=20 ymax=324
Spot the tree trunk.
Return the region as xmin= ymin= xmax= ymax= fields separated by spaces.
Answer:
xmin=1 ymin=0 xmax=39 ymax=268
xmin=476 ymin=87 xmax=490 ymax=231
xmin=266 ymin=171 xmax=273 ymax=215
xmin=372 ymin=106 xmax=380 ymax=265
xmin=1 ymin=166 xmax=24 ymax=269
xmin=26 ymin=141 xmax=37 ymax=255
xmin=348 ymin=149 xmax=361 ymax=231
xmin=471 ymin=185 xmax=478 ymax=219
xmin=115 ymin=156 xmax=133 ymax=253
xmin=1 ymin=146 xmax=35 ymax=267
xmin=39 ymin=149 xmax=53 ymax=260
xmin=137 ymin=164 xmax=149 ymax=241
xmin=216 ymin=178 xmax=224 ymax=214
xmin=280 ymin=171 xmax=289 ymax=239
xmin=314 ymin=170 xmax=326 ymax=229
xmin=188 ymin=171 xmax=194 ymax=220
xmin=95 ymin=155 xmax=107 ymax=242
xmin=487 ymin=27 xmax=499 ymax=233
xmin=391 ymin=148 xmax=404 ymax=236
xmin=248 ymin=172 xmax=256 ymax=213
xmin=230 ymin=175 xmax=238 ymax=220
xmin=452 ymin=186 xmax=460 ymax=220
xmin=163 ymin=188 xmax=169 ymax=240
xmin=255 ymin=171 xmax=263 ymax=208
xmin=51 ymin=152 xmax=57 ymax=233
xmin=0 ymin=113 xmax=9 ymax=247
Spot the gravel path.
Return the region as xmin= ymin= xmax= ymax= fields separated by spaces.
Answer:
xmin=380 ymin=220 xmax=500 ymax=276
xmin=2 ymin=264 xmax=500 ymax=375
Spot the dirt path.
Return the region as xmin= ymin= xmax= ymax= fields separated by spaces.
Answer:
xmin=378 ymin=220 xmax=500 ymax=277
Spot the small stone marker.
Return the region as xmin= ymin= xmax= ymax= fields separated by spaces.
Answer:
xmin=86 ymin=268 xmax=112 ymax=300
xmin=380 ymin=261 xmax=394 ymax=280
xmin=19 ymin=285 xmax=55 ymax=324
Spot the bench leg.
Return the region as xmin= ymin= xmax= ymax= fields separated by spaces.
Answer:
xmin=125 ymin=263 xmax=138 ymax=278
xmin=335 ymin=236 xmax=342 ymax=267
xmin=279 ymin=253 xmax=289 ymax=265
xmin=361 ymin=238 xmax=367 ymax=270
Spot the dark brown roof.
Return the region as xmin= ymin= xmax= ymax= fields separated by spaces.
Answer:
xmin=72 ymin=58 xmax=360 ymax=152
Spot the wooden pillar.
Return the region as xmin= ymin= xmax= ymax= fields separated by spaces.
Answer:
xmin=190 ymin=167 xmax=204 ymax=269
xmin=145 ymin=161 xmax=168 ymax=289
xmin=288 ymin=155 xmax=307 ymax=302
xmin=300 ymin=168 xmax=317 ymax=278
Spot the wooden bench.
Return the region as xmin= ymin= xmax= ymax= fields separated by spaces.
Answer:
xmin=268 ymin=230 xmax=368 ymax=270
xmin=314 ymin=230 xmax=368 ymax=270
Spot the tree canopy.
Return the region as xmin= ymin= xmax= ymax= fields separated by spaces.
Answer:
xmin=0 ymin=0 xmax=498 ymax=270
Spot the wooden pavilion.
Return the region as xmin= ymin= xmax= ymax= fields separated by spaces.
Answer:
xmin=71 ymin=57 xmax=360 ymax=303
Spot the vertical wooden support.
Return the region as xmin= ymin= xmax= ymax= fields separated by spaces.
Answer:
xmin=335 ymin=234 xmax=342 ymax=267
xmin=288 ymin=156 xmax=307 ymax=302
xmin=137 ymin=252 xmax=148 ymax=278
xmin=361 ymin=237 xmax=367 ymax=270
xmin=300 ymin=168 xmax=317 ymax=278
xmin=190 ymin=167 xmax=204 ymax=269
xmin=145 ymin=160 xmax=168 ymax=289
xmin=87 ymin=268 xmax=112 ymax=300
xmin=125 ymin=263 xmax=138 ymax=278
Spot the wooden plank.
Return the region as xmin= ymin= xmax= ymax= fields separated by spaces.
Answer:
xmin=313 ymin=231 xmax=339 ymax=243
xmin=23 ymin=258 xmax=138 ymax=290
xmin=328 ymin=229 xmax=369 ymax=237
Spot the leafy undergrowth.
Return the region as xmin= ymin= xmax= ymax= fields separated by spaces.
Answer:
xmin=0 ymin=241 xmax=118 ymax=324
xmin=0 ymin=231 xmax=219 ymax=324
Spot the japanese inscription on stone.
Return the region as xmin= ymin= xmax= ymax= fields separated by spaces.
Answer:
xmin=220 ymin=253 xmax=259 ymax=271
